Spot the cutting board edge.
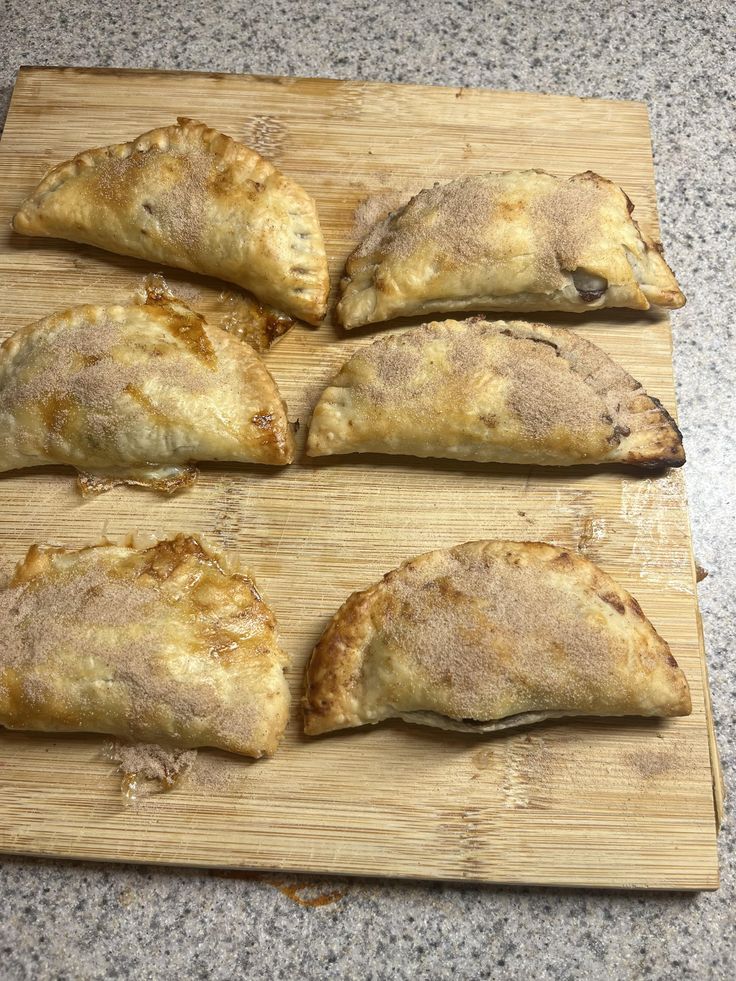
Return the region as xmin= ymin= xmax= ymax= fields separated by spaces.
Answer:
xmin=12 ymin=63 xmax=651 ymax=114
xmin=0 ymin=840 xmax=719 ymax=892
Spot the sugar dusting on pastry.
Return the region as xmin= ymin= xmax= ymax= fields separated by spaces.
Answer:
xmin=355 ymin=177 xmax=500 ymax=265
xmin=381 ymin=544 xmax=618 ymax=720
xmin=350 ymin=319 xmax=611 ymax=442
xmin=0 ymin=299 xmax=269 ymax=449
xmin=352 ymin=190 xmax=410 ymax=241
xmin=353 ymin=171 xmax=606 ymax=275
xmin=493 ymin=333 xmax=610 ymax=440
xmin=91 ymin=147 xmax=210 ymax=251
xmin=0 ymin=537 xmax=279 ymax=756
xmin=374 ymin=542 xmax=688 ymax=724
xmin=529 ymin=176 xmax=608 ymax=279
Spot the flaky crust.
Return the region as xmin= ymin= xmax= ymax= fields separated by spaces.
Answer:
xmin=307 ymin=318 xmax=684 ymax=468
xmin=303 ymin=541 xmax=691 ymax=735
xmin=0 ymin=294 xmax=295 ymax=492
xmin=338 ymin=170 xmax=685 ymax=328
xmin=13 ymin=117 xmax=329 ymax=324
xmin=0 ymin=535 xmax=290 ymax=756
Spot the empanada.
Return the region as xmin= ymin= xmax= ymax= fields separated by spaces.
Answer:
xmin=303 ymin=541 xmax=691 ymax=736
xmin=307 ymin=318 xmax=684 ymax=468
xmin=0 ymin=535 xmax=289 ymax=756
xmin=0 ymin=293 xmax=295 ymax=493
xmin=338 ymin=170 xmax=685 ymax=328
xmin=13 ymin=117 xmax=329 ymax=324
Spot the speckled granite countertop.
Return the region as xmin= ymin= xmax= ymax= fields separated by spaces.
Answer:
xmin=1 ymin=1 xmax=734 ymax=978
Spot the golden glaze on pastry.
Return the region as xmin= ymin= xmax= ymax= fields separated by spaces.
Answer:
xmin=13 ymin=118 xmax=329 ymax=324
xmin=307 ymin=318 xmax=684 ymax=468
xmin=0 ymin=535 xmax=289 ymax=756
xmin=0 ymin=294 xmax=294 ymax=493
xmin=303 ymin=541 xmax=691 ymax=735
xmin=338 ymin=170 xmax=685 ymax=328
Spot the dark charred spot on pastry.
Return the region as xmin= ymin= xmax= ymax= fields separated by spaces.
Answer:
xmin=607 ymin=422 xmax=632 ymax=446
xmin=666 ymin=653 xmax=678 ymax=668
xmin=628 ymin=596 xmax=645 ymax=619
xmin=571 ymin=268 xmax=608 ymax=302
xmin=623 ymin=191 xmax=636 ymax=215
xmin=479 ymin=413 xmax=497 ymax=428
xmin=526 ymin=335 xmax=560 ymax=354
xmin=647 ymin=394 xmax=684 ymax=444
xmin=253 ymin=412 xmax=274 ymax=431
xmin=598 ymin=591 xmax=625 ymax=614
xmin=142 ymin=202 xmax=154 ymax=214
xmin=602 ymin=412 xmax=613 ymax=424
xmin=551 ymin=551 xmax=574 ymax=568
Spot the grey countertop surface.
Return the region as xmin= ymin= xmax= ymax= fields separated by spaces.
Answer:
xmin=1 ymin=1 xmax=734 ymax=978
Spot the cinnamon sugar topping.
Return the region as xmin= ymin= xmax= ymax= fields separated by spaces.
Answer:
xmin=380 ymin=544 xmax=618 ymax=720
xmin=0 ymin=537 xmax=280 ymax=755
xmin=354 ymin=171 xmax=609 ymax=285
xmin=351 ymin=320 xmax=611 ymax=441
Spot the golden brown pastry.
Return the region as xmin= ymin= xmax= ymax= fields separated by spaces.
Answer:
xmin=307 ymin=318 xmax=684 ymax=468
xmin=338 ymin=170 xmax=685 ymax=328
xmin=13 ymin=117 xmax=329 ymax=324
xmin=304 ymin=541 xmax=691 ymax=736
xmin=0 ymin=535 xmax=290 ymax=756
xmin=0 ymin=293 xmax=295 ymax=493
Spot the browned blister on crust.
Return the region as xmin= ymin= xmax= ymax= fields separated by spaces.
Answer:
xmin=303 ymin=541 xmax=691 ymax=736
xmin=0 ymin=534 xmax=290 ymax=756
xmin=307 ymin=318 xmax=684 ymax=469
xmin=13 ymin=118 xmax=329 ymax=324
xmin=337 ymin=170 xmax=685 ymax=328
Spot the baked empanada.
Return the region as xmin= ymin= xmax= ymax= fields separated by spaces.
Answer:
xmin=0 ymin=294 xmax=294 ymax=493
xmin=13 ymin=117 xmax=329 ymax=324
xmin=307 ymin=318 xmax=684 ymax=468
xmin=303 ymin=541 xmax=691 ymax=736
xmin=0 ymin=535 xmax=289 ymax=756
xmin=338 ymin=170 xmax=685 ymax=328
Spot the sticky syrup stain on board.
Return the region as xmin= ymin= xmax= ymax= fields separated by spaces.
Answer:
xmin=134 ymin=273 xmax=296 ymax=352
xmin=136 ymin=272 xmax=202 ymax=306
xmin=216 ymin=870 xmax=347 ymax=908
xmin=214 ymin=290 xmax=296 ymax=352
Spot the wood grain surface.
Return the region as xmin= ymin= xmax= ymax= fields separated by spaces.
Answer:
xmin=0 ymin=66 xmax=720 ymax=889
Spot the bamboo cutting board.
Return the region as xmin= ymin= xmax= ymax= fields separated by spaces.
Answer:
xmin=0 ymin=66 xmax=722 ymax=890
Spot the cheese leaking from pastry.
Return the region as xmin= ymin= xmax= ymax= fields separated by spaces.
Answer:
xmin=338 ymin=170 xmax=685 ymax=328
xmin=307 ymin=318 xmax=684 ymax=468
xmin=0 ymin=294 xmax=295 ymax=493
xmin=0 ymin=535 xmax=290 ymax=756
xmin=13 ymin=117 xmax=330 ymax=324
xmin=303 ymin=541 xmax=692 ymax=736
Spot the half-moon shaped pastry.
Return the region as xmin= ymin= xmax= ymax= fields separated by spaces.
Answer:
xmin=13 ymin=117 xmax=329 ymax=325
xmin=338 ymin=170 xmax=685 ymax=328
xmin=307 ymin=319 xmax=684 ymax=468
xmin=303 ymin=541 xmax=691 ymax=736
xmin=0 ymin=294 xmax=295 ymax=493
xmin=0 ymin=535 xmax=290 ymax=756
